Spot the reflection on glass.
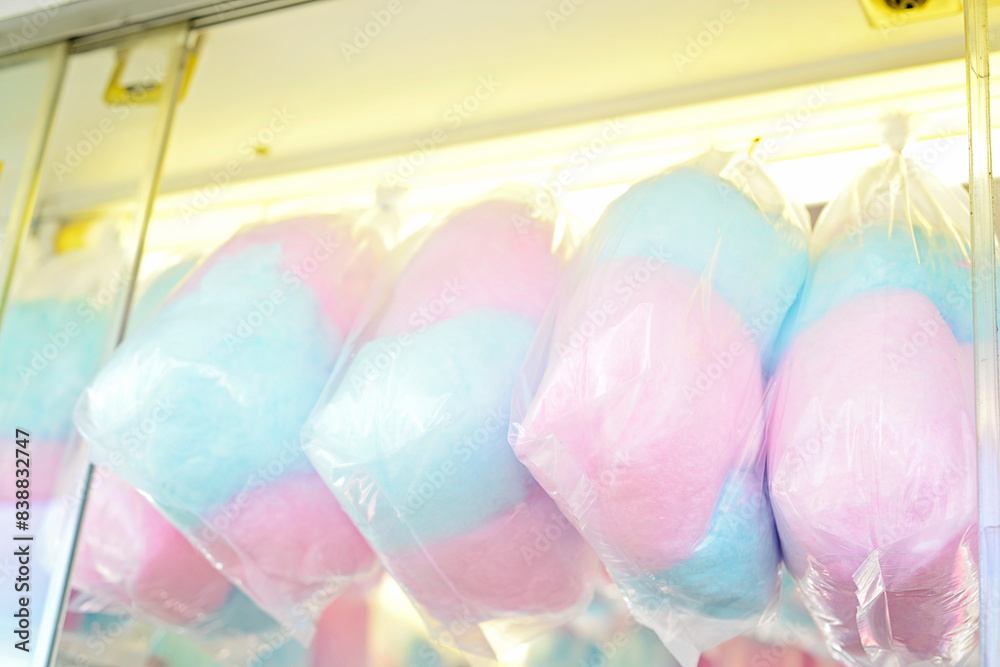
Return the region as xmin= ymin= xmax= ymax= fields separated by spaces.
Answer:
xmin=0 ymin=42 xmax=68 ymax=667
xmin=0 ymin=26 xmax=189 ymax=667
xmin=0 ymin=44 xmax=66 ymax=321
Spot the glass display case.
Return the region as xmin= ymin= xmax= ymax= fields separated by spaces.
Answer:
xmin=0 ymin=0 xmax=996 ymax=665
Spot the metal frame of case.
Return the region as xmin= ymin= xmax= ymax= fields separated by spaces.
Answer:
xmin=966 ymin=0 xmax=998 ymax=662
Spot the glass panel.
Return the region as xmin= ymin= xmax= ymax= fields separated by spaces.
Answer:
xmin=973 ymin=0 xmax=1000 ymax=663
xmin=0 ymin=25 xmax=188 ymax=667
xmin=0 ymin=42 xmax=68 ymax=667
xmin=0 ymin=44 xmax=66 ymax=322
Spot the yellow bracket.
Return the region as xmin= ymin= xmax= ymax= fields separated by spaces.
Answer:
xmin=103 ymin=34 xmax=202 ymax=106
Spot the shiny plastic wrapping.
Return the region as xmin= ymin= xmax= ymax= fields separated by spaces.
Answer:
xmin=70 ymin=470 xmax=311 ymax=666
xmin=523 ymin=585 xmax=679 ymax=667
xmin=68 ymin=256 xmax=263 ymax=647
xmin=56 ymin=609 xmax=313 ymax=667
xmin=74 ymin=215 xmax=384 ymax=641
xmin=750 ymin=570 xmax=831 ymax=661
xmin=766 ymin=141 xmax=979 ymax=665
xmin=0 ymin=234 xmax=120 ymax=502
xmin=509 ymin=152 xmax=809 ymax=666
xmin=302 ymin=191 xmax=601 ymax=659
xmin=73 ymin=470 xmax=232 ymax=626
xmin=56 ymin=612 xmax=167 ymax=667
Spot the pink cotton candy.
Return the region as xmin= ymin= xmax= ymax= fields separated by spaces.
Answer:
xmin=213 ymin=471 xmax=377 ymax=606
xmin=768 ymin=289 xmax=977 ymax=660
xmin=376 ymin=200 xmax=563 ymax=337
xmin=701 ymin=636 xmax=842 ymax=667
xmin=311 ymin=587 xmax=370 ymax=667
xmin=74 ymin=473 xmax=232 ymax=626
xmin=176 ymin=216 xmax=381 ymax=334
xmin=519 ymin=258 xmax=762 ymax=572
xmin=388 ymin=489 xmax=595 ymax=621
xmin=302 ymin=197 xmax=595 ymax=657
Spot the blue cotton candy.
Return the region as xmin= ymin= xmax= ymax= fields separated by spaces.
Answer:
xmin=776 ymin=569 xmax=817 ymax=630
xmin=78 ymin=244 xmax=335 ymax=514
xmin=249 ymin=639 xmax=307 ymax=667
xmin=128 ymin=258 xmax=200 ymax=332
xmin=218 ymin=608 xmax=311 ymax=667
xmin=0 ymin=300 xmax=108 ymax=440
xmin=1 ymin=257 xmax=198 ymax=443
xmin=309 ymin=308 xmax=538 ymax=551
xmin=621 ymin=472 xmax=779 ymax=622
xmin=402 ymin=638 xmax=448 ymax=667
xmin=776 ymin=224 xmax=972 ymax=360
xmin=603 ymin=167 xmax=808 ymax=355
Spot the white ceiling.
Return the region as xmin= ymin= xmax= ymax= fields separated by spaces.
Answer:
xmin=0 ymin=0 xmax=975 ymax=219
xmin=159 ymin=0 xmax=966 ymax=181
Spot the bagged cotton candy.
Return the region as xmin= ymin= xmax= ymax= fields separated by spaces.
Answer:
xmin=700 ymin=636 xmax=842 ymax=667
xmin=73 ymin=472 xmax=234 ymax=626
xmin=59 ymin=609 xmax=309 ymax=667
xmin=310 ymin=584 xmax=372 ymax=667
xmin=71 ymin=258 xmax=238 ymax=629
xmin=766 ymin=133 xmax=978 ymax=665
xmin=750 ymin=570 xmax=831 ymax=660
xmin=75 ymin=215 xmax=383 ymax=640
xmin=511 ymin=153 xmax=808 ymax=665
xmin=56 ymin=612 xmax=167 ymax=666
xmin=303 ymin=194 xmax=599 ymax=658
xmin=0 ymin=231 xmax=124 ymax=501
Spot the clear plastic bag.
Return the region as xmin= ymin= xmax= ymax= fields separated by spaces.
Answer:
xmin=74 ymin=214 xmax=385 ymax=642
xmin=523 ymin=585 xmax=679 ymax=667
xmin=303 ymin=191 xmax=600 ymax=659
xmin=56 ymin=611 xmax=169 ymax=666
xmin=0 ymin=229 xmax=121 ymax=501
xmin=69 ymin=253 xmax=251 ymax=642
xmin=57 ymin=609 xmax=311 ymax=667
xmin=750 ymin=570 xmax=832 ymax=661
xmin=72 ymin=486 xmax=375 ymax=667
xmin=509 ymin=152 xmax=808 ymax=666
xmin=70 ymin=471 xmax=308 ymax=665
xmin=310 ymin=583 xmax=372 ymax=667
xmin=766 ymin=128 xmax=978 ymax=665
